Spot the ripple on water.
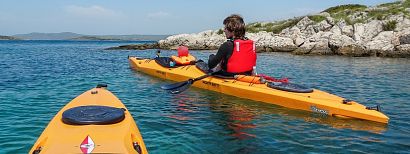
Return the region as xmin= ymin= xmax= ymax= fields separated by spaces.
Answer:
xmin=0 ymin=41 xmax=409 ymax=153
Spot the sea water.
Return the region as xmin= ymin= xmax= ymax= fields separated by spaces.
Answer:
xmin=0 ymin=40 xmax=409 ymax=153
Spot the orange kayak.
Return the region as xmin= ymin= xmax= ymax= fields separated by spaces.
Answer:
xmin=128 ymin=56 xmax=389 ymax=124
xmin=30 ymin=84 xmax=148 ymax=154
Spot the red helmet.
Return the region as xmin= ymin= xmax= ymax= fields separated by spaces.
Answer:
xmin=177 ymin=46 xmax=189 ymax=57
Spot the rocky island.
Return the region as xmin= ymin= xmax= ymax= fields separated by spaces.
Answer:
xmin=108 ymin=1 xmax=410 ymax=58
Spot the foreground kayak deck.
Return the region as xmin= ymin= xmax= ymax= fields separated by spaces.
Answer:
xmin=30 ymin=85 xmax=148 ymax=154
xmin=129 ymin=56 xmax=389 ymax=124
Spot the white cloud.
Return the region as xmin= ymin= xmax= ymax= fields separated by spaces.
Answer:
xmin=147 ymin=11 xmax=171 ymax=19
xmin=65 ymin=5 xmax=123 ymax=18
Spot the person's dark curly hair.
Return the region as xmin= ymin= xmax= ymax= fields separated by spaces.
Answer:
xmin=223 ymin=14 xmax=246 ymax=39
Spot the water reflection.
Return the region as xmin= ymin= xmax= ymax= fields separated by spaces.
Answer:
xmin=167 ymin=93 xmax=199 ymax=121
xmin=209 ymin=96 xmax=258 ymax=140
xmin=169 ymin=87 xmax=387 ymax=135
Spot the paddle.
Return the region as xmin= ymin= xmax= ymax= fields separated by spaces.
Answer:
xmin=161 ymin=71 xmax=217 ymax=94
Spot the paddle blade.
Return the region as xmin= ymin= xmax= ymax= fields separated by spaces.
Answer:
xmin=169 ymin=82 xmax=192 ymax=94
xmin=161 ymin=81 xmax=188 ymax=90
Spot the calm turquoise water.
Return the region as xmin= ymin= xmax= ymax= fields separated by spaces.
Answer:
xmin=0 ymin=40 xmax=409 ymax=153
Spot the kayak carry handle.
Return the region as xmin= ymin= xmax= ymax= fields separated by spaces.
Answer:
xmin=342 ymin=99 xmax=353 ymax=105
xmin=96 ymin=84 xmax=108 ymax=88
xmin=133 ymin=142 xmax=142 ymax=154
xmin=32 ymin=147 xmax=41 ymax=154
xmin=366 ymin=105 xmax=381 ymax=112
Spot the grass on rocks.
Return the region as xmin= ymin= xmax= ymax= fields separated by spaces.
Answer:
xmin=228 ymin=0 xmax=409 ymax=34
xmin=383 ymin=20 xmax=398 ymax=31
xmin=246 ymin=17 xmax=301 ymax=34
xmin=324 ymin=4 xmax=367 ymax=14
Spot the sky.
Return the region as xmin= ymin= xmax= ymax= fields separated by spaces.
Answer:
xmin=0 ymin=0 xmax=397 ymax=35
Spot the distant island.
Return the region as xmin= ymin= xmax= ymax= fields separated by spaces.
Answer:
xmin=0 ymin=35 xmax=20 ymax=40
xmin=8 ymin=32 xmax=169 ymax=41
xmin=69 ymin=36 xmax=122 ymax=41
xmin=108 ymin=0 xmax=410 ymax=58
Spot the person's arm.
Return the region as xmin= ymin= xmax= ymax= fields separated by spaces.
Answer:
xmin=208 ymin=42 xmax=232 ymax=69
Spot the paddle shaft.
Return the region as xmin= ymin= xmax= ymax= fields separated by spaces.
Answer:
xmin=164 ymin=72 xmax=217 ymax=94
xmin=192 ymin=73 xmax=213 ymax=82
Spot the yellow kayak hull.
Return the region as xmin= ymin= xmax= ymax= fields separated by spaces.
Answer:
xmin=29 ymin=86 xmax=148 ymax=154
xmin=128 ymin=56 xmax=389 ymax=124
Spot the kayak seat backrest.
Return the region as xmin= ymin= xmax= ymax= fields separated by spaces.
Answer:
xmin=195 ymin=61 xmax=209 ymax=73
xmin=62 ymin=105 xmax=125 ymax=125
xmin=155 ymin=57 xmax=178 ymax=68
xmin=267 ymin=82 xmax=313 ymax=93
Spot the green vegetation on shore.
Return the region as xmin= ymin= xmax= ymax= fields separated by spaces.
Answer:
xmin=324 ymin=4 xmax=367 ymax=14
xmin=246 ymin=18 xmax=302 ymax=34
xmin=244 ymin=0 xmax=409 ymax=34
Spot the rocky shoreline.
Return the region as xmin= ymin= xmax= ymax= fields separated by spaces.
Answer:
xmin=108 ymin=2 xmax=410 ymax=58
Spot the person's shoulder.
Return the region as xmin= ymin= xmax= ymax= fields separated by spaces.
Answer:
xmin=243 ymin=37 xmax=254 ymax=41
xmin=222 ymin=39 xmax=234 ymax=46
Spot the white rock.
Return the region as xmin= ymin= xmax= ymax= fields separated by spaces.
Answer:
xmin=329 ymin=34 xmax=355 ymax=48
xmin=379 ymin=44 xmax=410 ymax=57
xmin=296 ymin=17 xmax=314 ymax=31
xmin=326 ymin=17 xmax=335 ymax=25
xmin=295 ymin=37 xmax=305 ymax=47
xmin=157 ymin=15 xmax=409 ymax=57
xmin=308 ymin=31 xmax=333 ymax=42
xmin=329 ymin=25 xmax=342 ymax=35
xmin=395 ymin=17 xmax=410 ymax=32
xmin=301 ymin=25 xmax=316 ymax=37
xmin=366 ymin=31 xmax=395 ymax=51
xmin=248 ymin=32 xmax=296 ymax=52
xmin=396 ymin=44 xmax=410 ymax=51
xmin=353 ymin=23 xmax=365 ymax=42
xmin=336 ymin=19 xmax=347 ymax=28
xmin=398 ymin=27 xmax=410 ymax=44
xmin=337 ymin=44 xmax=368 ymax=56
xmin=293 ymin=39 xmax=332 ymax=55
xmin=158 ymin=30 xmax=225 ymax=49
xmin=353 ymin=20 xmax=383 ymax=43
xmin=313 ymin=20 xmax=333 ymax=32
xmin=341 ymin=25 xmax=354 ymax=37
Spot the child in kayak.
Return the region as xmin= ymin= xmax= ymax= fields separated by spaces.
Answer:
xmin=208 ymin=14 xmax=257 ymax=77
xmin=171 ymin=45 xmax=196 ymax=66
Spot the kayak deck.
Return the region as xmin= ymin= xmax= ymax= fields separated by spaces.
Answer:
xmin=30 ymin=85 xmax=147 ymax=154
xmin=128 ymin=56 xmax=389 ymax=124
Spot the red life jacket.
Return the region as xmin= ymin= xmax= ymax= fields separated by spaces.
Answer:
xmin=227 ymin=39 xmax=256 ymax=73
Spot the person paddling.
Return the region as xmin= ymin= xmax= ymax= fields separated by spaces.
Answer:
xmin=208 ymin=14 xmax=257 ymax=76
